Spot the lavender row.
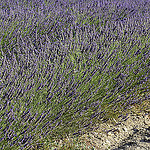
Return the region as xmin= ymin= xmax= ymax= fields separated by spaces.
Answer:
xmin=0 ymin=0 xmax=150 ymax=149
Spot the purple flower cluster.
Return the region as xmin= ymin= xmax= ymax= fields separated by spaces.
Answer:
xmin=0 ymin=0 xmax=150 ymax=149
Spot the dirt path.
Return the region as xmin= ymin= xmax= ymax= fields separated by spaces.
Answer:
xmin=76 ymin=95 xmax=150 ymax=150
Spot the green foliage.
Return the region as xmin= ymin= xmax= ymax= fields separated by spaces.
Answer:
xmin=1 ymin=1 xmax=149 ymax=149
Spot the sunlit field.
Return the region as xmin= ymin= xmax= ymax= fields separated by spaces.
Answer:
xmin=0 ymin=0 xmax=150 ymax=149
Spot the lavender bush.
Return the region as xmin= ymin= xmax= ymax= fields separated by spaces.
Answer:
xmin=0 ymin=0 xmax=150 ymax=149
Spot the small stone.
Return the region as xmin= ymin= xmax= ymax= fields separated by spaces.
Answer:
xmin=107 ymin=132 xmax=112 ymax=136
xmin=123 ymin=127 xmax=128 ymax=132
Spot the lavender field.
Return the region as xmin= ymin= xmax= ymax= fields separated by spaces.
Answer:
xmin=0 ymin=0 xmax=150 ymax=149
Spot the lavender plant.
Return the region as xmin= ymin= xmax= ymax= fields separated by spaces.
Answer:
xmin=0 ymin=0 xmax=150 ymax=149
